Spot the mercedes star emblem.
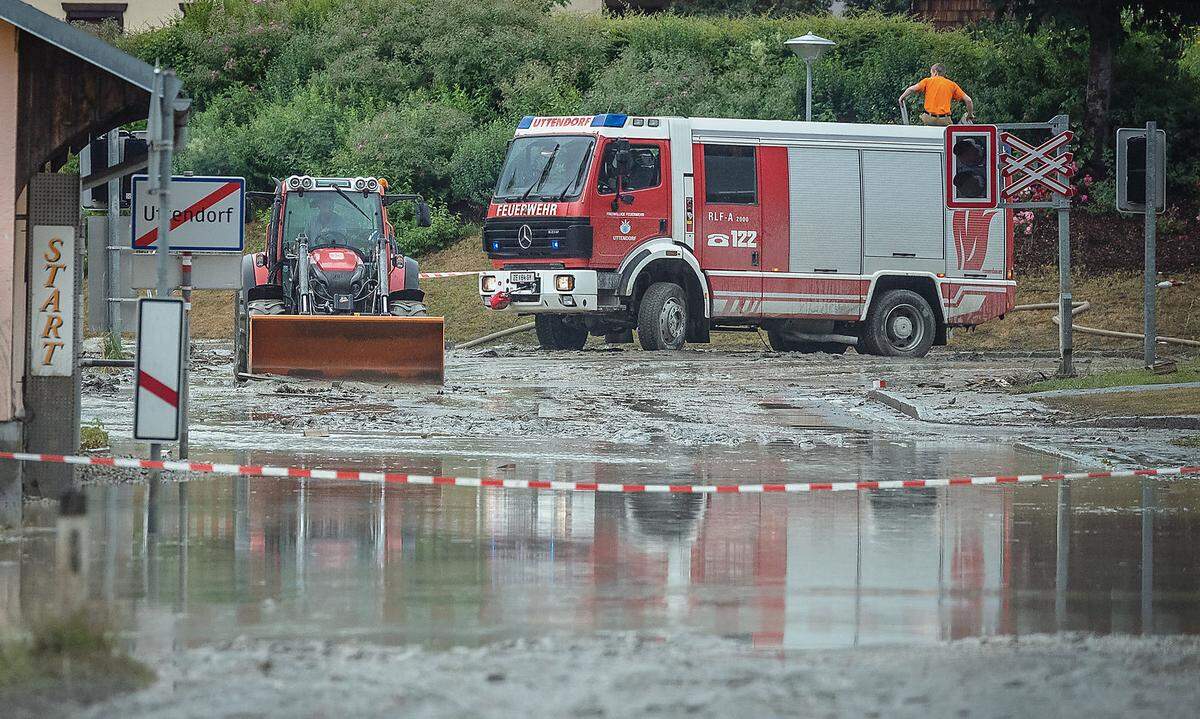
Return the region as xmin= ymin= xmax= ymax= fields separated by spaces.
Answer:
xmin=517 ymin=224 xmax=533 ymax=249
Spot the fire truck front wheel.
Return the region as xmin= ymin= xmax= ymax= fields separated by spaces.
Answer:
xmin=861 ymin=289 xmax=937 ymax=358
xmin=637 ymin=282 xmax=689 ymax=351
xmin=535 ymin=315 xmax=589 ymax=351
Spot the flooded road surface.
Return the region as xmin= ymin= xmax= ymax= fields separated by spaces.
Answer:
xmin=5 ymin=440 xmax=1199 ymax=656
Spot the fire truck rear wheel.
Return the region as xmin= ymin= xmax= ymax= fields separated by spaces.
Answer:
xmin=637 ymin=282 xmax=688 ymax=351
xmin=862 ymin=289 xmax=936 ymax=358
xmin=534 ymin=315 xmax=588 ymax=351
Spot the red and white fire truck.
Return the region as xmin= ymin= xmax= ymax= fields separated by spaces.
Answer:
xmin=479 ymin=114 xmax=1012 ymax=356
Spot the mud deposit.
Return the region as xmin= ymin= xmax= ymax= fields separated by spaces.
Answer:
xmin=6 ymin=344 xmax=1198 ymax=716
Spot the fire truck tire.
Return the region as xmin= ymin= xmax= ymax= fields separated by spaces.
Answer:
xmin=637 ymin=282 xmax=688 ymax=351
xmin=861 ymin=289 xmax=937 ymax=358
xmin=535 ymin=315 xmax=588 ymax=351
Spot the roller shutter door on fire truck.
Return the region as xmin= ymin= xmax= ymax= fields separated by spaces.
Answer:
xmin=787 ymin=147 xmax=861 ymax=274
xmin=862 ymin=150 xmax=945 ymax=266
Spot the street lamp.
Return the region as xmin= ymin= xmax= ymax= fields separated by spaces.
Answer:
xmin=785 ymin=32 xmax=836 ymax=122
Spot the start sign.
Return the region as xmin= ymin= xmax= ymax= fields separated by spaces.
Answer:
xmin=29 ymin=226 xmax=74 ymax=377
xmin=131 ymin=175 xmax=245 ymax=252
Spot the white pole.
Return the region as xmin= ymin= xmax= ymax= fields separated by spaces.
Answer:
xmin=805 ymin=58 xmax=814 ymax=122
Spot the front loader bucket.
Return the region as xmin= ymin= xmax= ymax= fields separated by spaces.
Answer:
xmin=249 ymin=315 xmax=444 ymax=383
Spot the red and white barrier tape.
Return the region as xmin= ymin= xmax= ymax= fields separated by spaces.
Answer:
xmin=418 ymin=271 xmax=480 ymax=279
xmin=2 ymin=451 xmax=1197 ymax=494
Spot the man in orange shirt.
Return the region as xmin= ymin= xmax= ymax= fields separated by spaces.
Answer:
xmin=899 ymin=64 xmax=975 ymax=126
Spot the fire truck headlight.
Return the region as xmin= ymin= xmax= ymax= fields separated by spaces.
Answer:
xmin=481 ymin=275 xmax=498 ymax=292
xmin=554 ymin=275 xmax=575 ymax=292
xmin=300 ymin=176 xmax=314 ymax=190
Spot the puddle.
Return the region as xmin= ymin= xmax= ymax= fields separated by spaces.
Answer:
xmin=4 ymin=441 xmax=1198 ymax=657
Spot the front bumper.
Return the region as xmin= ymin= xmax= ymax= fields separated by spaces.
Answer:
xmin=479 ymin=269 xmax=602 ymax=313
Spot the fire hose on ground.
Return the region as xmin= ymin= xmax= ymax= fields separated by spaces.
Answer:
xmin=1010 ymin=301 xmax=1200 ymax=348
xmin=455 ymin=322 xmax=536 ymax=350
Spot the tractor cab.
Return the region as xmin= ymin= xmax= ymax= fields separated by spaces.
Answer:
xmin=271 ymin=176 xmax=394 ymax=315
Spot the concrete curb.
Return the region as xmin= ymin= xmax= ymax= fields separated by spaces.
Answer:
xmin=866 ymin=389 xmax=926 ymax=421
xmin=1024 ymin=381 xmax=1200 ymax=400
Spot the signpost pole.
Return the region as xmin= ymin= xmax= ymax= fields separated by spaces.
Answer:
xmin=145 ymin=66 xmax=178 ymax=485
xmin=105 ymin=128 xmax=121 ymax=336
xmin=180 ymin=254 xmax=191 ymax=459
xmin=1053 ymin=115 xmax=1075 ymax=378
xmin=1143 ymin=121 xmax=1157 ymax=368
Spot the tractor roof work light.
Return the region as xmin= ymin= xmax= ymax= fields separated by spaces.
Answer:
xmin=945 ymin=125 xmax=999 ymax=209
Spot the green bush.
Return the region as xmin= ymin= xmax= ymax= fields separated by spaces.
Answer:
xmin=394 ymin=201 xmax=471 ymax=257
xmin=447 ymin=119 xmax=515 ymax=211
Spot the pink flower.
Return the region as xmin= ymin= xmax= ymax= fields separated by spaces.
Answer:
xmin=1079 ymin=194 xmax=1088 ymax=202
xmin=1083 ymin=174 xmax=1093 ymax=187
xmin=1024 ymin=225 xmax=1033 ymax=236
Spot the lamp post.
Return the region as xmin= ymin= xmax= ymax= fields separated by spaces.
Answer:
xmin=785 ymin=32 xmax=836 ymax=122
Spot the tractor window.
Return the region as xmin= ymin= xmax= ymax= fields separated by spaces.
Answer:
xmin=703 ymin=145 xmax=757 ymax=205
xmin=282 ymin=191 xmax=382 ymax=253
xmin=597 ymin=143 xmax=661 ymax=195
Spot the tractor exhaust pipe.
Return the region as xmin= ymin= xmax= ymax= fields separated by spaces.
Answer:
xmin=375 ymin=232 xmax=390 ymax=315
xmin=296 ymin=233 xmax=313 ymax=314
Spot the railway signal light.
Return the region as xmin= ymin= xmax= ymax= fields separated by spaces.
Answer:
xmin=945 ymin=125 xmax=998 ymax=209
xmin=1116 ymin=127 xmax=1166 ymax=213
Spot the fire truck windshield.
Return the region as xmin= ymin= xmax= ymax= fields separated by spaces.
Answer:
xmin=494 ymin=135 xmax=595 ymax=202
xmin=283 ymin=190 xmax=383 ymax=253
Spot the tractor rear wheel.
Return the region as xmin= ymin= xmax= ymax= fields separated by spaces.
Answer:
xmin=535 ymin=315 xmax=588 ymax=351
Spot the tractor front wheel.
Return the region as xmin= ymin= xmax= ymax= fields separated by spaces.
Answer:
xmin=233 ymin=293 xmax=249 ymax=382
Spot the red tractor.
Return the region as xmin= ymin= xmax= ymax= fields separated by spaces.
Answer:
xmin=237 ymin=175 xmax=444 ymax=383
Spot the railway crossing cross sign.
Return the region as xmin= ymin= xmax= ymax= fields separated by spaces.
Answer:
xmin=134 ymin=298 xmax=185 ymax=441
xmin=999 ymin=131 xmax=1076 ymax=199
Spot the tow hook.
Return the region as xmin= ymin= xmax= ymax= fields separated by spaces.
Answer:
xmin=488 ymin=292 xmax=512 ymax=310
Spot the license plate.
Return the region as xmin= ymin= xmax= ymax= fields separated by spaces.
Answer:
xmin=510 ymin=272 xmax=536 ymax=284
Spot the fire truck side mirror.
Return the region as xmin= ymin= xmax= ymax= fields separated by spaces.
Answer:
xmin=613 ymin=139 xmax=634 ymax=173
xmin=416 ymin=200 xmax=432 ymax=228
xmin=945 ymin=125 xmax=998 ymax=209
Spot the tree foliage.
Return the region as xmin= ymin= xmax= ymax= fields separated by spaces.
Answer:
xmin=995 ymin=1 xmax=1200 ymax=174
xmin=120 ymin=0 xmax=1200 ymax=254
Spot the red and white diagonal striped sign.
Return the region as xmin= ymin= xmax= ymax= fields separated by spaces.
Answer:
xmin=131 ymin=175 xmax=245 ymax=252
xmin=134 ymin=298 xmax=185 ymax=442
xmin=1000 ymin=131 xmax=1076 ymax=199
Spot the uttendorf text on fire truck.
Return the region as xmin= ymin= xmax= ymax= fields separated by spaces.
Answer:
xmin=479 ymin=114 xmax=1012 ymax=357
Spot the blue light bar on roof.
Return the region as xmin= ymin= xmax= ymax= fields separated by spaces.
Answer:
xmin=591 ymin=114 xmax=628 ymax=128
xmin=517 ymin=116 xmax=534 ymax=129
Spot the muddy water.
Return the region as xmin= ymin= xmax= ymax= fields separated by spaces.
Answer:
xmin=4 ymin=441 xmax=1199 ymax=656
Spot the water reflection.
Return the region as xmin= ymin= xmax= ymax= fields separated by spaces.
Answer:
xmin=1 ymin=441 xmax=1198 ymax=655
